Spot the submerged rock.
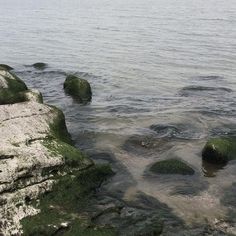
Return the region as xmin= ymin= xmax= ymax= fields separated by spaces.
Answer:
xmin=64 ymin=74 xmax=92 ymax=102
xmin=0 ymin=64 xmax=13 ymax=71
xmin=150 ymin=159 xmax=195 ymax=175
xmin=32 ymin=62 xmax=48 ymax=70
xmin=202 ymin=137 xmax=236 ymax=164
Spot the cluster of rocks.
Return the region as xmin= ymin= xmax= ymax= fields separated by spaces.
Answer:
xmin=0 ymin=65 xmax=113 ymax=235
xmin=0 ymin=63 xmax=235 ymax=235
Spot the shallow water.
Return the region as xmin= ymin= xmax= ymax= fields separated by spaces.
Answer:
xmin=1 ymin=0 xmax=236 ymax=233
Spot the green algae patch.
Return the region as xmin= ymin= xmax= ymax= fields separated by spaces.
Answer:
xmin=0 ymin=69 xmax=28 ymax=104
xmin=0 ymin=90 xmax=26 ymax=104
xmin=64 ymin=75 xmax=92 ymax=103
xmin=42 ymin=138 xmax=93 ymax=175
xmin=48 ymin=105 xmax=72 ymax=145
xmin=21 ymin=165 xmax=116 ymax=236
xmin=202 ymin=137 xmax=236 ymax=164
xmin=150 ymin=159 xmax=195 ymax=175
xmin=0 ymin=64 xmax=13 ymax=71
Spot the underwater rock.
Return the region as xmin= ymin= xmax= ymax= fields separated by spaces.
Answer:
xmin=150 ymin=159 xmax=195 ymax=175
xmin=179 ymin=85 xmax=232 ymax=97
xmin=202 ymin=137 xmax=236 ymax=164
xmin=64 ymin=74 xmax=92 ymax=102
xmin=32 ymin=62 xmax=48 ymax=70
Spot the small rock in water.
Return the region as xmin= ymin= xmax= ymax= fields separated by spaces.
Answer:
xmin=202 ymin=137 xmax=236 ymax=164
xmin=150 ymin=159 xmax=195 ymax=175
xmin=63 ymin=74 xmax=92 ymax=103
xmin=32 ymin=62 xmax=48 ymax=70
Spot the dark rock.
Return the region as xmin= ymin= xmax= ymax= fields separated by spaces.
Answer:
xmin=0 ymin=64 xmax=13 ymax=71
xmin=202 ymin=137 xmax=236 ymax=164
xmin=32 ymin=62 xmax=48 ymax=70
xmin=64 ymin=74 xmax=92 ymax=102
xmin=150 ymin=159 xmax=195 ymax=175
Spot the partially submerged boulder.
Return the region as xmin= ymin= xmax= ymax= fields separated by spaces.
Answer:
xmin=32 ymin=62 xmax=48 ymax=70
xmin=150 ymin=159 xmax=195 ymax=175
xmin=0 ymin=67 xmax=44 ymax=105
xmin=64 ymin=74 xmax=92 ymax=102
xmin=202 ymin=137 xmax=236 ymax=164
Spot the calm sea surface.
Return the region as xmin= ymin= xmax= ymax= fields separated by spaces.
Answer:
xmin=1 ymin=0 xmax=236 ymax=232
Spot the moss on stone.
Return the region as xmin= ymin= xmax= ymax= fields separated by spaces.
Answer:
xmin=21 ymin=165 xmax=116 ymax=236
xmin=202 ymin=137 xmax=236 ymax=164
xmin=48 ymin=105 xmax=72 ymax=145
xmin=22 ymin=90 xmax=43 ymax=103
xmin=0 ymin=64 xmax=13 ymax=71
xmin=32 ymin=62 xmax=48 ymax=70
xmin=42 ymin=137 xmax=93 ymax=175
xmin=0 ymin=90 xmax=25 ymax=104
xmin=64 ymin=75 xmax=92 ymax=102
xmin=150 ymin=159 xmax=195 ymax=175
xmin=0 ymin=69 xmax=28 ymax=104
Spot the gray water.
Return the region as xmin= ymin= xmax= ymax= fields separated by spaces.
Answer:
xmin=1 ymin=0 xmax=236 ymax=234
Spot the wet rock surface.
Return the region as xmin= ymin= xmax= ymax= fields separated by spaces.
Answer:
xmin=202 ymin=137 xmax=236 ymax=164
xmin=64 ymin=74 xmax=92 ymax=103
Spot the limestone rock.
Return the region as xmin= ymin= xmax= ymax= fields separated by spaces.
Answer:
xmin=0 ymin=68 xmax=93 ymax=235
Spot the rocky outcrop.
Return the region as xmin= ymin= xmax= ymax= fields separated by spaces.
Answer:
xmin=0 ymin=67 xmax=99 ymax=235
xmin=64 ymin=74 xmax=92 ymax=102
xmin=202 ymin=137 xmax=236 ymax=164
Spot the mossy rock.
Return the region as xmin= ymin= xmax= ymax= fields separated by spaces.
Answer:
xmin=23 ymin=89 xmax=43 ymax=103
xmin=32 ymin=62 xmax=48 ymax=70
xmin=64 ymin=75 xmax=92 ymax=102
xmin=42 ymin=137 xmax=93 ymax=175
xmin=0 ymin=64 xmax=13 ymax=71
xmin=21 ymin=164 xmax=116 ymax=236
xmin=47 ymin=105 xmax=73 ymax=144
xmin=150 ymin=159 xmax=194 ymax=175
xmin=202 ymin=137 xmax=236 ymax=164
xmin=0 ymin=69 xmax=28 ymax=104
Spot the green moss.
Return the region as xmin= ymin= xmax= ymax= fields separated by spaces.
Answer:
xmin=23 ymin=90 xmax=43 ymax=103
xmin=21 ymin=165 xmax=116 ymax=236
xmin=0 ymin=70 xmax=28 ymax=104
xmin=5 ymin=72 xmax=28 ymax=92
xmin=0 ymin=89 xmax=25 ymax=104
xmin=42 ymin=138 xmax=93 ymax=175
xmin=150 ymin=159 xmax=195 ymax=175
xmin=32 ymin=62 xmax=48 ymax=70
xmin=0 ymin=64 xmax=13 ymax=71
xmin=64 ymin=75 xmax=92 ymax=102
xmin=202 ymin=137 xmax=236 ymax=164
xmin=47 ymin=105 xmax=72 ymax=144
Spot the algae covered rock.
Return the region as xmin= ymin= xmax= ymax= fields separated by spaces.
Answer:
xmin=32 ymin=62 xmax=48 ymax=70
xmin=202 ymin=137 xmax=236 ymax=164
xmin=0 ymin=64 xmax=13 ymax=71
xmin=64 ymin=74 xmax=92 ymax=102
xmin=0 ymin=67 xmax=28 ymax=104
xmin=23 ymin=89 xmax=43 ymax=103
xmin=150 ymin=159 xmax=195 ymax=175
